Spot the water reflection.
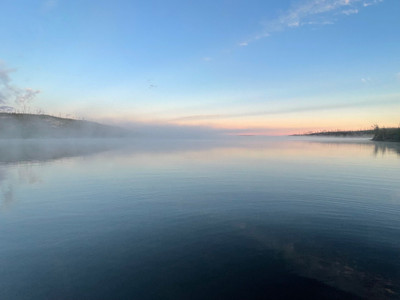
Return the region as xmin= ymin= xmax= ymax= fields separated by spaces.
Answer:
xmin=0 ymin=167 xmax=13 ymax=208
xmin=0 ymin=137 xmax=398 ymax=165
xmin=295 ymin=136 xmax=400 ymax=158
xmin=0 ymin=165 xmax=41 ymax=209
xmin=0 ymin=139 xmax=127 ymax=207
xmin=373 ymin=142 xmax=400 ymax=157
xmin=0 ymin=139 xmax=125 ymax=164
xmin=0 ymin=137 xmax=399 ymax=299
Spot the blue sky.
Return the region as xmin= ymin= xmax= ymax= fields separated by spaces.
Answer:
xmin=0 ymin=0 xmax=399 ymax=134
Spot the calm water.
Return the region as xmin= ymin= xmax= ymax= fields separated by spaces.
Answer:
xmin=0 ymin=137 xmax=399 ymax=300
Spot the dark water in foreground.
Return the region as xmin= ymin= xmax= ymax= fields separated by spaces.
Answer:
xmin=0 ymin=137 xmax=399 ymax=299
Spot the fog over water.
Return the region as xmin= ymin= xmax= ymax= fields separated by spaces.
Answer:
xmin=1 ymin=0 xmax=399 ymax=298
xmin=0 ymin=136 xmax=399 ymax=300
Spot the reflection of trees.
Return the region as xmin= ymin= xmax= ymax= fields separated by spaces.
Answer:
xmin=0 ymin=140 xmax=121 ymax=164
xmin=0 ymin=164 xmax=41 ymax=209
xmin=0 ymin=167 xmax=14 ymax=208
xmin=303 ymin=138 xmax=400 ymax=158
xmin=18 ymin=164 xmax=41 ymax=184
xmin=373 ymin=142 xmax=400 ymax=157
xmin=1 ymin=184 xmax=14 ymax=208
xmin=0 ymin=140 xmax=123 ymax=209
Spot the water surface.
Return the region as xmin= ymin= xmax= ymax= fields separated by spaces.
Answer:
xmin=0 ymin=137 xmax=399 ymax=299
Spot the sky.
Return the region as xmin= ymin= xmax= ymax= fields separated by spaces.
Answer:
xmin=0 ymin=0 xmax=399 ymax=135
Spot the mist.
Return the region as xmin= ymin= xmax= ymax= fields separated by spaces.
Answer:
xmin=111 ymin=121 xmax=226 ymax=139
xmin=0 ymin=113 xmax=130 ymax=139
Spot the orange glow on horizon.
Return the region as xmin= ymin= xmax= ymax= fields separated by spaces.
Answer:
xmin=93 ymin=107 xmax=400 ymax=136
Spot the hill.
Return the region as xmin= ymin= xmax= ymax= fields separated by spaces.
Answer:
xmin=0 ymin=113 xmax=130 ymax=138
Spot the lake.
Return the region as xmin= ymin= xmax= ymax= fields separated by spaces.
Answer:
xmin=0 ymin=137 xmax=399 ymax=299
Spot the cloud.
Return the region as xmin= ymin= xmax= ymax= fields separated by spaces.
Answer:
xmin=0 ymin=62 xmax=15 ymax=104
xmin=0 ymin=106 xmax=14 ymax=112
xmin=363 ymin=0 xmax=383 ymax=7
xmin=288 ymin=21 xmax=300 ymax=27
xmin=361 ymin=77 xmax=372 ymax=83
xmin=108 ymin=120 xmax=225 ymax=138
xmin=0 ymin=65 xmax=13 ymax=86
xmin=172 ymin=97 xmax=399 ymax=122
xmin=15 ymin=88 xmax=41 ymax=110
xmin=240 ymin=0 xmax=384 ymax=45
xmin=0 ymin=61 xmax=40 ymax=112
xmin=342 ymin=8 xmax=359 ymax=15
xmin=303 ymin=20 xmax=334 ymax=25
xmin=203 ymin=57 xmax=213 ymax=62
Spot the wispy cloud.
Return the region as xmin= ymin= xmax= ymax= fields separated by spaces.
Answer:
xmin=172 ymin=96 xmax=398 ymax=122
xmin=0 ymin=61 xmax=40 ymax=112
xmin=0 ymin=62 xmax=15 ymax=104
xmin=239 ymin=0 xmax=384 ymax=45
xmin=0 ymin=106 xmax=14 ymax=112
xmin=363 ymin=0 xmax=383 ymax=7
xmin=342 ymin=8 xmax=359 ymax=15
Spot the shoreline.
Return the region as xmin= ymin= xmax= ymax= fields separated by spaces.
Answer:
xmin=293 ymin=127 xmax=400 ymax=142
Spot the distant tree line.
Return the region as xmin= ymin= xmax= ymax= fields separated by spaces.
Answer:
xmin=294 ymin=125 xmax=400 ymax=142
xmin=293 ymin=129 xmax=374 ymax=137
xmin=372 ymin=125 xmax=400 ymax=142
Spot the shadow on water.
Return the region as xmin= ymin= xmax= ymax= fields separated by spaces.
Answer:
xmin=236 ymin=223 xmax=399 ymax=299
